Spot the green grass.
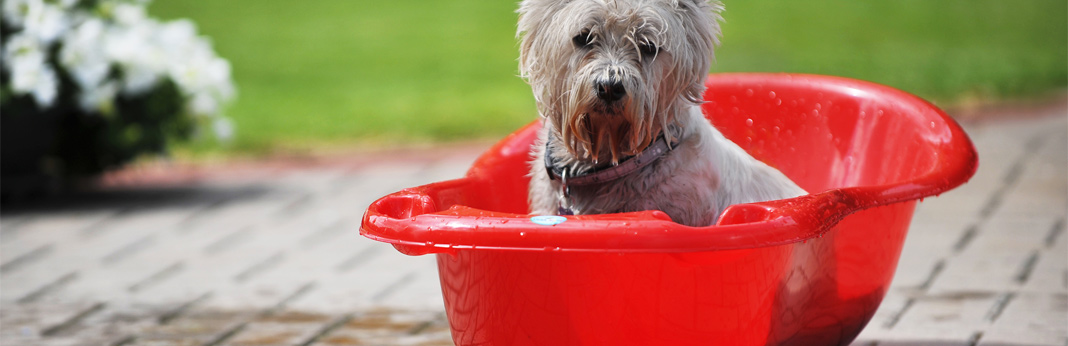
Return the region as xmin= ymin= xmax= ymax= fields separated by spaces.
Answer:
xmin=150 ymin=0 xmax=1067 ymax=155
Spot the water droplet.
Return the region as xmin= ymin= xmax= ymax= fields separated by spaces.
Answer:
xmin=774 ymin=98 xmax=782 ymax=106
xmin=745 ymin=89 xmax=754 ymax=97
xmin=768 ymin=91 xmax=776 ymax=99
xmin=814 ymin=103 xmax=822 ymax=110
xmin=745 ymin=118 xmax=754 ymax=126
xmin=519 ymin=231 xmax=526 ymax=236
xmin=772 ymin=126 xmax=781 ymax=134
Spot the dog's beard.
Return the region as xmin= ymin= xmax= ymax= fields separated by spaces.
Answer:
xmin=557 ymin=70 xmax=675 ymax=165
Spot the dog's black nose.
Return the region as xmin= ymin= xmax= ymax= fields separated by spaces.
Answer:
xmin=595 ymin=79 xmax=626 ymax=102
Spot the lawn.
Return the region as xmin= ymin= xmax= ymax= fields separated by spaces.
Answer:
xmin=149 ymin=0 xmax=1067 ymax=155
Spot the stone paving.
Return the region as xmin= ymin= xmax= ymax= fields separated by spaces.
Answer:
xmin=1 ymin=108 xmax=1065 ymax=346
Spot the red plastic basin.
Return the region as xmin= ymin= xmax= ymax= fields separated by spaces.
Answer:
xmin=360 ymin=73 xmax=978 ymax=346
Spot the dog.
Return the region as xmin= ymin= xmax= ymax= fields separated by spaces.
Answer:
xmin=519 ymin=0 xmax=806 ymax=227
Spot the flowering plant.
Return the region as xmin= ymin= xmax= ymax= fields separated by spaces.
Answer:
xmin=1 ymin=0 xmax=234 ymax=181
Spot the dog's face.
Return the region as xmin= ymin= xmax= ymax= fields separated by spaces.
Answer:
xmin=519 ymin=0 xmax=722 ymax=163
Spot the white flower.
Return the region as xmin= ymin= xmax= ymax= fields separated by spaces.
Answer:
xmin=111 ymin=2 xmax=147 ymax=27
xmin=188 ymin=91 xmax=218 ymax=115
xmin=104 ymin=19 xmax=166 ymax=94
xmin=4 ymin=33 xmax=58 ymax=107
xmin=2 ymin=0 xmax=35 ymax=29
xmin=57 ymin=0 xmax=80 ymax=9
xmin=170 ymin=52 xmax=235 ymax=114
xmin=21 ymin=1 xmax=70 ymax=44
xmin=212 ymin=116 xmax=235 ymax=142
xmin=3 ymin=0 xmax=236 ymax=127
xmin=79 ymin=81 xmax=119 ymax=114
xmin=60 ymin=18 xmax=111 ymax=92
xmin=30 ymin=64 xmax=59 ymax=106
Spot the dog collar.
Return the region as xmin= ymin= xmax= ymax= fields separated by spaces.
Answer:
xmin=544 ymin=132 xmax=680 ymax=188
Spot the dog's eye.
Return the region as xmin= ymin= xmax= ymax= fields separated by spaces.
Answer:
xmin=639 ymin=42 xmax=659 ymax=57
xmin=572 ymin=31 xmax=593 ymax=48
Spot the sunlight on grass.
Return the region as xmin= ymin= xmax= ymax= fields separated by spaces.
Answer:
xmin=151 ymin=0 xmax=1067 ymax=155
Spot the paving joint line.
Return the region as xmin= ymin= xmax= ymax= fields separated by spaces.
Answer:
xmin=201 ymin=320 xmax=249 ymax=346
xmin=966 ymin=331 xmax=984 ymax=346
xmin=407 ymin=319 xmax=435 ymax=335
xmin=952 ymin=224 xmax=979 ymax=253
xmin=1014 ymin=250 xmax=1041 ymax=284
xmin=883 ymin=258 xmax=948 ymax=329
xmin=977 ymin=132 xmax=1045 ymax=221
xmin=234 ymin=251 xmax=286 ymax=283
xmin=984 ymin=292 xmax=1016 ymax=322
xmin=296 ymin=313 xmax=354 ymax=346
xmin=276 ymin=193 xmax=314 ymax=219
xmin=40 ymin=302 xmax=106 ymax=337
xmin=158 ymin=292 xmax=213 ymax=324
xmin=335 ymin=246 xmax=383 ymax=273
xmin=79 ymin=209 xmax=131 ymax=238
xmin=17 ymin=271 xmax=78 ymax=304
xmin=298 ymin=219 xmax=346 ymax=249
xmin=129 ymin=261 xmax=185 ymax=293
xmin=0 ymin=243 xmax=54 ymax=274
xmin=176 ymin=198 xmax=232 ymax=232
xmin=101 ymin=234 xmax=157 ymax=265
xmin=203 ymin=226 xmax=254 ymax=255
xmin=882 ymin=297 xmax=914 ymax=329
xmin=264 ymin=281 xmax=317 ymax=315
xmin=372 ymin=272 xmax=418 ymax=303
xmin=918 ymin=259 xmax=946 ymax=291
xmin=1046 ymin=217 xmax=1066 ymax=248
xmin=200 ymin=282 xmax=319 ymax=346
xmin=107 ymin=335 xmax=137 ymax=346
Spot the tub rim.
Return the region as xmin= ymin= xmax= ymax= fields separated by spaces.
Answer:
xmin=359 ymin=73 xmax=979 ymax=255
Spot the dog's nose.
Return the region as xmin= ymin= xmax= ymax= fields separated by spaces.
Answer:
xmin=595 ymin=80 xmax=626 ymax=102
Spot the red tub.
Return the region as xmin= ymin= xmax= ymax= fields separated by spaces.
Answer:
xmin=360 ymin=73 xmax=978 ymax=346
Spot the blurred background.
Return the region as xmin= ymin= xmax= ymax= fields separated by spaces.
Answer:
xmin=2 ymin=0 xmax=1065 ymax=178
xmin=1 ymin=2 xmax=1065 ymax=344
xmin=147 ymin=0 xmax=1067 ymax=159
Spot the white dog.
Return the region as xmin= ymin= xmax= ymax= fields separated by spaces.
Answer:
xmin=520 ymin=0 xmax=805 ymax=227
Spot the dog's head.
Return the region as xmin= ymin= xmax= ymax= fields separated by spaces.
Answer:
xmin=518 ymin=0 xmax=722 ymax=163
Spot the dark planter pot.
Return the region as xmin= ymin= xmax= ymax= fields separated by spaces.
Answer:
xmin=1 ymin=107 xmax=63 ymax=198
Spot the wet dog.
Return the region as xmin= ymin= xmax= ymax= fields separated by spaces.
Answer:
xmin=520 ymin=0 xmax=805 ymax=226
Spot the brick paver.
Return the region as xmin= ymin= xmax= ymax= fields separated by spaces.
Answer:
xmin=2 ymin=109 xmax=1065 ymax=346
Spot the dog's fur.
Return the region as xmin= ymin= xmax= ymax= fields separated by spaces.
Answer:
xmin=520 ymin=0 xmax=805 ymax=227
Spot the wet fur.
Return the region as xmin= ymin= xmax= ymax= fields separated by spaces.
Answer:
xmin=520 ymin=0 xmax=806 ymax=226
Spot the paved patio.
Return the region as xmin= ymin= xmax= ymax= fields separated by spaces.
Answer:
xmin=1 ymin=106 xmax=1065 ymax=346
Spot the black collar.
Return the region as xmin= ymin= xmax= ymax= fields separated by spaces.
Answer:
xmin=545 ymin=132 xmax=680 ymax=187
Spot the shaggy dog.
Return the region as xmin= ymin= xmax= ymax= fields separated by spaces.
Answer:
xmin=520 ymin=0 xmax=805 ymax=226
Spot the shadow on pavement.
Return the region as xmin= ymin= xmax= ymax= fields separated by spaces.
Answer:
xmin=0 ymin=183 xmax=273 ymax=216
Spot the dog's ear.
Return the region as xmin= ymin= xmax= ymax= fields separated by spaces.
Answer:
xmin=517 ymin=0 xmax=565 ymax=79
xmin=676 ymin=0 xmax=723 ymax=104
